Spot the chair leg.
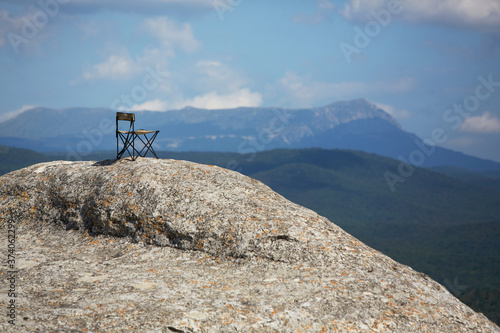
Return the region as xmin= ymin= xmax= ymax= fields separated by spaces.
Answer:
xmin=135 ymin=132 xmax=159 ymax=158
xmin=117 ymin=133 xmax=126 ymax=159
xmin=130 ymin=133 xmax=143 ymax=161
xmin=148 ymin=132 xmax=159 ymax=158
xmin=132 ymin=133 xmax=136 ymax=161
xmin=117 ymin=132 xmax=135 ymax=160
xmin=118 ymin=131 xmax=159 ymax=160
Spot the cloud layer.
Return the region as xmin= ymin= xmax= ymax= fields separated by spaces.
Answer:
xmin=275 ymin=72 xmax=416 ymax=107
xmin=340 ymin=0 xmax=500 ymax=33
xmin=119 ymin=59 xmax=263 ymax=111
xmin=0 ymin=0 xmax=214 ymax=15
xmin=83 ymin=54 xmax=141 ymax=81
xmin=460 ymin=112 xmax=500 ymax=134
xmin=142 ymin=17 xmax=200 ymax=54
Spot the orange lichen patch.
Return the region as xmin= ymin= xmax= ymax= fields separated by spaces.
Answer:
xmin=89 ymin=240 xmax=100 ymax=245
xmin=29 ymin=207 xmax=36 ymax=214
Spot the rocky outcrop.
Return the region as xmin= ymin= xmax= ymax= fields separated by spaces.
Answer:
xmin=0 ymin=158 xmax=498 ymax=332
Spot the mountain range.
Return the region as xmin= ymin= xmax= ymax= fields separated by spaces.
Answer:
xmin=1 ymin=99 xmax=499 ymax=172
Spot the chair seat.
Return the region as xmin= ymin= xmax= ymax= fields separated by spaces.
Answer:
xmin=118 ymin=130 xmax=157 ymax=135
xmin=135 ymin=129 xmax=158 ymax=135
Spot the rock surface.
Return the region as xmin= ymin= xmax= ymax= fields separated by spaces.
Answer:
xmin=0 ymin=158 xmax=498 ymax=332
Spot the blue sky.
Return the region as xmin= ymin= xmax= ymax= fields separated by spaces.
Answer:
xmin=1 ymin=0 xmax=500 ymax=162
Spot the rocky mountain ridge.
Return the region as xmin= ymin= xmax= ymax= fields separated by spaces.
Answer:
xmin=2 ymin=99 xmax=499 ymax=171
xmin=0 ymin=99 xmax=397 ymax=140
xmin=0 ymin=158 xmax=499 ymax=332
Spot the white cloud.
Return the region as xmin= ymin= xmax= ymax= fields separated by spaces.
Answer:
xmin=142 ymin=17 xmax=200 ymax=54
xmin=178 ymin=89 xmax=262 ymax=109
xmin=274 ymin=71 xmax=416 ymax=107
xmin=80 ymin=16 xmax=199 ymax=84
xmin=460 ymin=112 xmax=500 ymax=133
xmin=83 ymin=17 xmax=200 ymax=82
xmin=124 ymin=99 xmax=169 ymax=112
xmin=107 ymin=55 xmax=260 ymax=111
xmin=169 ymin=60 xmax=261 ymax=109
xmin=83 ymin=54 xmax=141 ymax=81
xmin=0 ymin=105 xmax=37 ymax=123
xmin=0 ymin=8 xmax=60 ymax=54
xmin=194 ymin=60 xmax=247 ymax=93
xmin=124 ymin=88 xmax=262 ymax=111
xmin=340 ymin=0 xmax=500 ymax=33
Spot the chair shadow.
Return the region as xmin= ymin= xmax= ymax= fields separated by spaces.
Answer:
xmin=92 ymin=159 xmax=118 ymax=166
xmin=92 ymin=157 xmax=156 ymax=167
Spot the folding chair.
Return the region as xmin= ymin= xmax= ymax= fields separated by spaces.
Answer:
xmin=116 ymin=112 xmax=160 ymax=160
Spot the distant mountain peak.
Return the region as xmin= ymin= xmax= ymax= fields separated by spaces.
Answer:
xmin=1 ymin=100 xmax=499 ymax=171
xmin=310 ymin=99 xmax=402 ymax=130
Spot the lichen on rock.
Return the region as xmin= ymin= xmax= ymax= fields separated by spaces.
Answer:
xmin=0 ymin=158 xmax=498 ymax=332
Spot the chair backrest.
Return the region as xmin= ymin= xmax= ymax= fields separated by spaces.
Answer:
xmin=116 ymin=112 xmax=135 ymax=136
xmin=116 ymin=112 xmax=135 ymax=122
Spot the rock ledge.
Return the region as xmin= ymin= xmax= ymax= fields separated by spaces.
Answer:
xmin=0 ymin=158 xmax=498 ymax=332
